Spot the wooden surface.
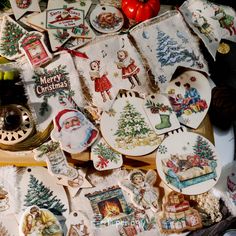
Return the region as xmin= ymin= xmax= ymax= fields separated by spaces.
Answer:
xmin=0 ymin=114 xmax=214 ymax=169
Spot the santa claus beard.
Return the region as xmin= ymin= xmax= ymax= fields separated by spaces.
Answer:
xmin=60 ymin=124 xmax=90 ymax=152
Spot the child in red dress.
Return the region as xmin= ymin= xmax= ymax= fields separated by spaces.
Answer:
xmin=89 ymin=60 xmax=112 ymax=102
xmin=116 ymin=50 xmax=141 ymax=89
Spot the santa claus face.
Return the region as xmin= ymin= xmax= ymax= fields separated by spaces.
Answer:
xmin=90 ymin=61 xmax=99 ymax=71
xmin=117 ymin=50 xmax=126 ymax=61
xmin=63 ymin=116 xmax=81 ymax=131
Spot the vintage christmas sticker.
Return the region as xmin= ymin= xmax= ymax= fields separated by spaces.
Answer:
xmin=156 ymin=131 xmax=221 ymax=195
xmin=144 ymin=94 xmax=180 ymax=135
xmin=0 ymin=166 xmax=17 ymax=216
xmin=0 ymin=16 xmax=28 ymax=60
xmin=16 ymin=167 xmax=69 ymax=218
xmin=91 ymin=138 xmax=123 ymax=171
xmin=51 ymin=108 xmax=99 ymax=154
xmin=34 ymin=140 xmax=78 ymax=179
xmin=0 ymin=215 xmax=19 ymax=236
xmin=180 ymin=0 xmax=236 ymax=58
xmin=90 ymin=5 xmax=124 ymax=34
xmin=119 ymin=169 xmax=160 ymax=212
xmin=22 ymin=53 xmax=84 ymax=131
xmin=74 ymin=34 xmax=153 ymax=111
xmin=10 ymin=0 xmax=40 ymax=20
xmin=27 ymin=1 xmax=95 ymax=51
xmin=19 ymin=205 xmax=63 ymax=236
xmin=56 ymin=168 xmax=92 ymax=198
xmin=157 ymin=191 xmax=202 ymax=234
xmin=100 ymin=92 xmax=163 ymax=156
xmin=19 ymin=31 xmax=52 ymax=68
xmin=65 ymin=211 xmax=92 ymax=236
xmin=129 ymin=11 xmax=208 ymax=91
xmin=166 ymin=69 xmax=211 ymax=129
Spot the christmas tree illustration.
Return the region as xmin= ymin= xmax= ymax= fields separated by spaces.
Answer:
xmin=156 ymin=30 xmax=199 ymax=67
xmin=24 ymin=175 xmax=67 ymax=215
xmin=193 ymin=135 xmax=215 ymax=160
xmin=115 ymin=102 xmax=159 ymax=149
xmin=0 ymin=17 xmax=25 ymax=58
xmin=0 ymin=222 xmax=10 ymax=236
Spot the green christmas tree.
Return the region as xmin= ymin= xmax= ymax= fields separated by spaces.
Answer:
xmin=24 ymin=175 xmax=67 ymax=215
xmin=0 ymin=18 xmax=25 ymax=58
xmin=193 ymin=135 xmax=215 ymax=160
xmin=115 ymin=102 xmax=150 ymax=139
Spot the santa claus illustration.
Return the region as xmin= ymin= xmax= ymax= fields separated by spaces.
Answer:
xmin=51 ymin=109 xmax=98 ymax=154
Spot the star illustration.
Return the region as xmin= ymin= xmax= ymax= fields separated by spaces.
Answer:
xmin=106 ymin=108 xmax=116 ymax=117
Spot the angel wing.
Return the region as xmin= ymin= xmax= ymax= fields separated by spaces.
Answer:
xmin=145 ymin=170 xmax=157 ymax=185
xmin=119 ymin=179 xmax=136 ymax=192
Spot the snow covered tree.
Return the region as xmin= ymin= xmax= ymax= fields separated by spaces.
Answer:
xmin=0 ymin=17 xmax=25 ymax=58
xmin=193 ymin=135 xmax=215 ymax=160
xmin=156 ymin=30 xmax=199 ymax=67
xmin=24 ymin=175 xmax=67 ymax=215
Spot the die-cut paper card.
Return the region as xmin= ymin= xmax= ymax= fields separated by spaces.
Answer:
xmin=27 ymin=0 xmax=94 ymax=51
xmin=156 ymin=131 xmax=221 ymax=195
xmin=19 ymin=31 xmax=52 ymax=68
xmin=0 ymin=214 xmax=19 ymax=236
xmin=157 ymin=191 xmax=202 ymax=234
xmin=129 ymin=11 xmax=208 ymax=92
xmin=10 ymin=0 xmax=40 ymax=20
xmin=34 ymin=140 xmax=78 ymax=179
xmin=74 ymin=34 xmax=153 ymax=111
xmin=22 ymin=52 xmax=84 ymax=131
xmin=180 ymin=0 xmax=236 ymax=59
xmin=0 ymin=166 xmax=18 ymax=216
xmin=51 ymin=109 xmax=99 ymax=154
xmin=90 ymin=5 xmax=124 ymax=34
xmin=56 ymin=168 xmax=92 ymax=198
xmin=166 ymin=69 xmax=211 ymax=129
xmin=144 ymin=94 xmax=180 ymax=135
xmin=91 ymin=138 xmax=123 ymax=171
xmin=16 ymin=167 xmax=69 ymax=218
xmin=65 ymin=211 xmax=92 ymax=236
xmin=100 ymin=92 xmax=163 ymax=156
xmin=19 ymin=205 xmax=63 ymax=236
xmin=0 ymin=16 xmax=28 ymax=60
xmin=119 ymin=169 xmax=160 ymax=212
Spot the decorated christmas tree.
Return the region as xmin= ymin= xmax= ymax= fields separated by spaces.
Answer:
xmin=0 ymin=17 xmax=26 ymax=59
xmin=115 ymin=102 xmax=158 ymax=148
xmin=0 ymin=222 xmax=10 ymax=236
xmin=156 ymin=30 xmax=199 ymax=67
xmin=24 ymin=175 xmax=67 ymax=215
xmin=193 ymin=135 xmax=215 ymax=160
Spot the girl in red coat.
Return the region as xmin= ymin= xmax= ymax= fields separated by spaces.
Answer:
xmin=116 ymin=49 xmax=141 ymax=89
xmin=89 ymin=60 xmax=112 ymax=102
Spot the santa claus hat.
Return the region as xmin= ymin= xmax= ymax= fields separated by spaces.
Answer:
xmin=55 ymin=109 xmax=80 ymax=132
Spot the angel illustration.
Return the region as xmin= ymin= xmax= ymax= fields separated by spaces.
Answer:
xmin=120 ymin=170 xmax=159 ymax=212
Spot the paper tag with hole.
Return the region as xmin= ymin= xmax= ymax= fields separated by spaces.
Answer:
xmin=143 ymin=94 xmax=180 ymax=135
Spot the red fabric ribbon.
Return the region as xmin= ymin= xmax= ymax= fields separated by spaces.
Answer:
xmin=56 ymin=47 xmax=89 ymax=59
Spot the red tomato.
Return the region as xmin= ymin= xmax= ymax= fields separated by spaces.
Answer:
xmin=122 ymin=0 xmax=160 ymax=23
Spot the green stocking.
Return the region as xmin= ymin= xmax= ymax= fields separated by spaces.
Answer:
xmin=155 ymin=114 xmax=171 ymax=130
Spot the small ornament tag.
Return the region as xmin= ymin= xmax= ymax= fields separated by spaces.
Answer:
xmin=119 ymin=169 xmax=160 ymax=212
xmin=144 ymin=94 xmax=180 ymax=135
xmin=65 ymin=211 xmax=92 ymax=236
xmin=19 ymin=31 xmax=52 ymax=67
xmin=34 ymin=140 xmax=78 ymax=179
xmin=10 ymin=0 xmax=40 ymax=20
xmin=19 ymin=205 xmax=63 ymax=236
xmin=91 ymin=138 xmax=123 ymax=171
xmin=217 ymin=42 xmax=230 ymax=54
xmin=51 ymin=109 xmax=99 ymax=154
